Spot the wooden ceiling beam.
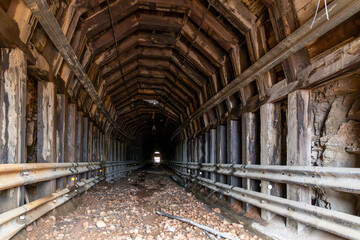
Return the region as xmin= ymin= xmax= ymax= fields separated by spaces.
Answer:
xmin=206 ymin=0 xmax=257 ymax=34
xmin=90 ymin=13 xmax=183 ymax=55
xmin=267 ymin=0 xmax=310 ymax=82
xmin=189 ymin=0 xmax=239 ymax=52
xmin=105 ymin=68 xmax=196 ymax=101
xmin=171 ymin=0 xmax=360 ymax=140
xmin=94 ymin=31 xmax=177 ymax=67
xmin=81 ymin=0 xmax=189 ymax=38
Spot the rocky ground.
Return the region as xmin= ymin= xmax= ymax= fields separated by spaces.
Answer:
xmin=27 ymin=166 xmax=260 ymax=240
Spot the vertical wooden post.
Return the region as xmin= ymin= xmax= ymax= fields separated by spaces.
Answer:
xmin=193 ymin=138 xmax=198 ymax=164
xmin=209 ymin=129 xmax=217 ymax=182
xmin=76 ymin=111 xmax=83 ymax=180
xmin=114 ymin=139 xmax=117 ymax=162
xmin=82 ymin=117 xmax=88 ymax=163
xmin=217 ymin=125 xmax=227 ymax=198
xmin=188 ymin=140 xmax=192 ymax=164
xmin=96 ymin=128 xmax=101 ymax=162
xmin=87 ymin=121 xmax=93 ymax=178
xmin=217 ymin=125 xmax=227 ymax=182
xmin=93 ymin=126 xmax=98 ymax=163
xmin=227 ymin=120 xmax=240 ymax=203
xmin=100 ymin=132 xmax=104 ymax=161
xmin=204 ymin=132 xmax=210 ymax=179
xmin=260 ymin=103 xmax=282 ymax=221
xmin=0 ymin=48 xmax=26 ymax=213
xmin=287 ymin=90 xmax=312 ymax=232
xmin=56 ymin=94 xmax=67 ymax=189
xmin=242 ymin=112 xmax=258 ymax=212
xmin=120 ymin=142 xmax=124 ymax=161
xmin=198 ymin=135 xmax=204 ymax=177
xmin=182 ymin=139 xmax=187 ymax=174
xmin=81 ymin=117 xmax=88 ymax=179
xmin=37 ymin=81 xmax=57 ymax=198
xmin=88 ymin=121 xmax=93 ymax=163
xmin=66 ymin=103 xmax=77 ymax=186
xmin=108 ymin=138 xmax=113 ymax=162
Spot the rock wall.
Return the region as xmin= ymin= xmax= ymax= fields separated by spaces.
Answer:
xmin=311 ymin=77 xmax=360 ymax=215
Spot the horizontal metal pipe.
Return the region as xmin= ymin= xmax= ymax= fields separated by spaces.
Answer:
xmin=169 ymin=162 xmax=360 ymax=193
xmin=0 ymin=162 xmax=102 ymax=191
xmin=0 ymin=162 xmax=101 ymax=174
xmin=104 ymin=160 xmax=149 ymax=167
xmin=0 ymin=177 xmax=102 ymax=240
xmin=195 ymin=177 xmax=360 ymax=240
xmin=106 ymin=165 xmax=143 ymax=180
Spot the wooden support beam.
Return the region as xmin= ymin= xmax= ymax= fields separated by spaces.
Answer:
xmin=245 ymin=26 xmax=275 ymax=99
xmin=241 ymin=112 xmax=258 ymax=212
xmin=216 ymin=125 xmax=227 ymax=192
xmin=96 ymin=127 xmax=101 ymax=162
xmin=260 ymin=103 xmax=282 ymax=221
xmin=204 ymin=132 xmax=210 ymax=179
xmin=82 ymin=117 xmax=89 ymax=163
xmin=23 ymin=0 xmax=133 ymax=140
xmin=66 ymin=103 xmax=77 ymax=186
xmin=182 ymin=21 xmax=226 ymax=67
xmin=88 ymin=121 xmax=94 ymax=165
xmin=37 ymin=81 xmax=57 ymax=198
xmin=209 ymin=129 xmax=216 ymax=182
xmin=0 ymin=48 xmax=26 ymax=214
xmin=93 ymin=126 xmax=98 ymax=163
xmin=207 ymin=0 xmax=256 ymax=34
xmin=56 ymin=94 xmax=67 ymax=189
xmin=227 ymin=120 xmax=241 ymax=203
xmin=171 ymin=0 xmax=360 ymax=140
xmin=189 ymin=0 xmax=239 ymax=52
xmin=267 ymin=0 xmax=310 ymax=82
xmin=287 ymin=90 xmax=311 ymax=232
xmin=76 ymin=111 xmax=84 ymax=179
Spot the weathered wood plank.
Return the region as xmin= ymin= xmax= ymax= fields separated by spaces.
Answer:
xmin=0 ymin=48 xmax=26 ymax=214
xmin=56 ymin=94 xmax=67 ymax=189
xmin=37 ymin=81 xmax=57 ymax=198
xmin=208 ymin=0 xmax=256 ymax=34
xmin=66 ymin=103 xmax=77 ymax=186
xmin=209 ymin=129 xmax=216 ymax=182
xmin=267 ymin=0 xmax=310 ymax=82
xmin=76 ymin=110 xmax=84 ymax=167
xmin=287 ymin=90 xmax=311 ymax=232
xmin=241 ymin=112 xmax=258 ymax=212
xmin=260 ymin=103 xmax=282 ymax=221
xmin=227 ymin=120 xmax=241 ymax=203
xmin=216 ymin=125 xmax=227 ymax=191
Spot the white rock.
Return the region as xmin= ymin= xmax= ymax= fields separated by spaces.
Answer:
xmin=167 ymin=226 xmax=176 ymax=232
xmin=96 ymin=220 xmax=107 ymax=228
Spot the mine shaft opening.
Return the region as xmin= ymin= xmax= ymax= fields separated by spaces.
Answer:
xmin=0 ymin=0 xmax=360 ymax=239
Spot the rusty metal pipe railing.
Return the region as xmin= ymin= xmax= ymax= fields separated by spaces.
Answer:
xmin=168 ymin=163 xmax=360 ymax=239
xmin=168 ymin=161 xmax=360 ymax=194
xmin=0 ymin=177 xmax=102 ymax=240
xmin=0 ymin=162 xmax=102 ymax=191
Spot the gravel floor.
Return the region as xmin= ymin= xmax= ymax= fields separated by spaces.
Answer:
xmin=27 ymin=167 xmax=260 ymax=240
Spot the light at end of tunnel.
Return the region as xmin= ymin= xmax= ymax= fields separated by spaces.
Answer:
xmin=154 ymin=151 xmax=160 ymax=154
xmin=154 ymin=156 xmax=160 ymax=163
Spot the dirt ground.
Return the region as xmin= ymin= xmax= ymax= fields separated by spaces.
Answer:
xmin=26 ymin=166 xmax=260 ymax=240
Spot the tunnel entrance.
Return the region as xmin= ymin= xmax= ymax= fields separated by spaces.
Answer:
xmin=0 ymin=0 xmax=360 ymax=239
